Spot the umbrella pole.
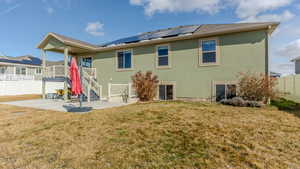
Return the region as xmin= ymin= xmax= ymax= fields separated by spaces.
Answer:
xmin=79 ymin=58 xmax=83 ymax=108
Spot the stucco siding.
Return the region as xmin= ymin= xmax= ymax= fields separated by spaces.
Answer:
xmin=93 ymin=30 xmax=267 ymax=100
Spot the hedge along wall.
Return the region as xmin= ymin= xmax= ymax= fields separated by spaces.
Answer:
xmin=276 ymin=74 xmax=300 ymax=98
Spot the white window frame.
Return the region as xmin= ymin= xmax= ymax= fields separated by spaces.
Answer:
xmin=156 ymin=44 xmax=171 ymax=69
xmin=16 ymin=66 xmax=27 ymax=75
xmin=36 ymin=67 xmax=42 ymax=75
xmin=212 ymin=81 xmax=238 ymax=101
xmin=116 ymin=49 xmax=134 ymax=71
xmin=199 ymin=38 xmax=220 ymax=66
xmin=157 ymin=81 xmax=176 ymax=100
xmin=81 ymin=56 xmax=93 ymax=68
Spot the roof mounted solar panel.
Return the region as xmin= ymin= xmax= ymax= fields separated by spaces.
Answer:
xmin=163 ymin=25 xmax=200 ymax=38
xmin=102 ymin=25 xmax=201 ymax=46
xmin=103 ymin=35 xmax=141 ymax=46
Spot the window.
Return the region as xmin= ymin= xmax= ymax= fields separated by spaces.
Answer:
xmin=36 ymin=67 xmax=42 ymax=74
xmin=0 ymin=66 xmax=6 ymax=74
xmin=215 ymin=84 xmax=237 ymax=102
xmin=157 ymin=45 xmax=169 ymax=67
xmin=117 ymin=50 xmax=132 ymax=69
xmin=16 ymin=67 xmax=26 ymax=75
xmin=200 ymin=39 xmax=218 ymax=64
xmin=82 ymin=57 xmax=92 ymax=68
xmin=159 ymin=84 xmax=174 ymax=100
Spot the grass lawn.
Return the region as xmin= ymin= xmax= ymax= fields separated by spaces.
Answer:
xmin=0 ymin=94 xmax=41 ymax=102
xmin=0 ymin=101 xmax=299 ymax=169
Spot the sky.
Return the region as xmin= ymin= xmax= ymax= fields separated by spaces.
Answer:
xmin=0 ymin=0 xmax=299 ymax=75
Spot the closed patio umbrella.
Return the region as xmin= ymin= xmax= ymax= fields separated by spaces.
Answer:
xmin=70 ymin=57 xmax=83 ymax=106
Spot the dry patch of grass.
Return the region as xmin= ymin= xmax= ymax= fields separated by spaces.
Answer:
xmin=0 ymin=94 xmax=41 ymax=102
xmin=0 ymin=101 xmax=299 ymax=169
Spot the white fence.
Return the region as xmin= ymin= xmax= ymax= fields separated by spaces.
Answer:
xmin=0 ymin=81 xmax=64 ymax=96
xmin=108 ymin=83 xmax=136 ymax=100
xmin=276 ymin=74 xmax=300 ymax=98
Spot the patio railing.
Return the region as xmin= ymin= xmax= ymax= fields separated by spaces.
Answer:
xmin=44 ymin=65 xmax=97 ymax=79
xmin=0 ymin=74 xmax=35 ymax=81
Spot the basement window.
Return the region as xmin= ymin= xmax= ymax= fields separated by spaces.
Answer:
xmin=215 ymin=84 xmax=237 ymax=102
xmin=159 ymin=84 xmax=174 ymax=100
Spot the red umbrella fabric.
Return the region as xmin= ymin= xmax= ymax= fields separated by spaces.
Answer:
xmin=70 ymin=57 xmax=83 ymax=95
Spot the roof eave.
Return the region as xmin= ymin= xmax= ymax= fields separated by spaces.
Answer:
xmin=37 ymin=33 xmax=98 ymax=51
xmin=37 ymin=22 xmax=280 ymax=54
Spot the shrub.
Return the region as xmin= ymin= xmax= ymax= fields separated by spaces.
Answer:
xmin=246 ymin=101 xmax=263 ymax=108
xmin=220 ymin=97 xmax=263 ymax=108
xmin=221 ymin=97 xmax=245 ymax=107
xmin=238 ymin=72 xmax=277 ymax=103
xmin=132 ymin=71 xmax=159 ymax=102
xmin=271 ymin=98 xmax=299 ymax=111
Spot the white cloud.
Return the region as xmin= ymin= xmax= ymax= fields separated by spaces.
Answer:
xmin=231 ymin=0 xmax=294 ymax=19
xmin=130 ymin=0 xmax=221 ymax=16
xmin=271 ymin=63 xmax=294 ymax=75
xmin=240 ymin=10 xmax=295 ymax=23
xmin=0 ymin=0 xmax=15 ymax=3
xmin=0 ymin=3 xmax=21 ymax=15
xmin=46 ymin=7 xmax=54 ymax=14
xmin=129 ymin=0 xmax=294 ymax=21
xmin=85 ymin=21 xmax=105 ymax=36
xmin=130 ymin=0 xmax=143 ymax=5
xmin=277 ymin=39 xmax=300 ymax=59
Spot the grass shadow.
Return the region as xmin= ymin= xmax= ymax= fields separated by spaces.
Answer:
xmin=271 ymin=98 xmax=300 ymax=118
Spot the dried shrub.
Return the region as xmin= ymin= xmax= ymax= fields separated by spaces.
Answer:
xmin=220 ymin=97 xmax=263 ymax=108
xmin=220 ymin=97 xmax=246 ymax=107
xmin=132 ymin=71 xmax=159 ymax=102
xmin=238 ymin=72 xmax=277 ymax=103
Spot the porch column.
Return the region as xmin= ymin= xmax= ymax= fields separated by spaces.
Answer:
xmin=64 ymin=47 xmax=69 ymax=101
xmin=42 ymin=50 xmax=46 ymax=99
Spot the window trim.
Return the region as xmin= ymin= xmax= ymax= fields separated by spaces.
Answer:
xmin=157 ymin=81 xmax=176 ymax=100
xmin=212 ymin=81 xmax=238 ymax=102
xmin=115 ymin=49 xmax=134 ymax=71
xmin=199 ymin=38 xmax=220 ymax=66
xmin=36 ymin=67 xmax=42 ymax=75
xmin=156 ymin=44 xmax=171 ymax=69
xmin=16 ymin=66 xmax=27 ymax=75
xmin=81 ymin=56 xmax=93 ymax=68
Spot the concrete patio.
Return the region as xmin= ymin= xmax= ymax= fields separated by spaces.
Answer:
xmin=2 ymin=99 xmax=130 ymax=112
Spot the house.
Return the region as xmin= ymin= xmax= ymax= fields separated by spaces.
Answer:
xmin=37 ymin=22 xmax=279 ymax=102
xmin=291 ymin=56 xmax=300 ymax=74
xmin=0 ymin=55 xmax=64 ymax=96
xmin=0 ymin=55 xmax=43 ymax=80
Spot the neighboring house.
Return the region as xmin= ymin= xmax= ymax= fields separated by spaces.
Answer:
xmin=37 ymin=22 xmax=279 ymax=101
xmin=291 ymin=56 xmax=300 ymax=74
xmin=0 ymin=55 xmax=43 ymax=80
xmin=0 ymin=55 xmax=64 ymax=96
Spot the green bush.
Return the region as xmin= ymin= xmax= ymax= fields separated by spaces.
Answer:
xmin=271 ymin=98 xmax=299 ymax=111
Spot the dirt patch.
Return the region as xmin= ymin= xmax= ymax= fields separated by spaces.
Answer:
xmin=0 ymin=94 xmax=41 ymax=102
